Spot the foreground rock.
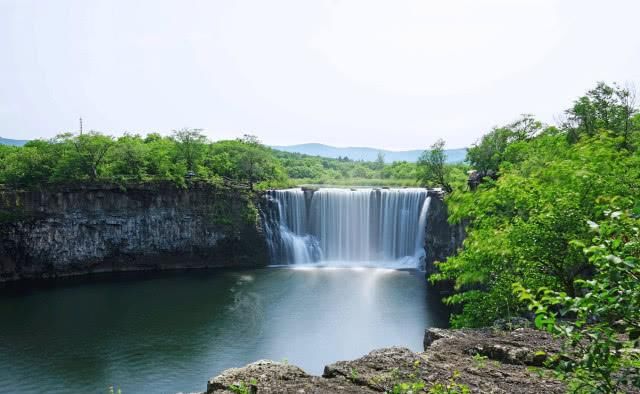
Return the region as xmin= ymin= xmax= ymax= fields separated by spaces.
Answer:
xmin=206 ymin=328 xmax=564 ymax=393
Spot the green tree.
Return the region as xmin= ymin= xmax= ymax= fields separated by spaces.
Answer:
xmin=106 ymin=134 xmax=149 ymax=181
xmin=1 ymin=146 xmax=53 ymax=186
xmin=466 ymin=115 xmax=542 ymax=175
xmin=237 ymin=135 xmax=283 ymax=189
xmin=565 ymin=82 xmax=638 ymax=147
xmin=52 ymin=132 xmax=114 ymax=180
xmin=418 ymin=139 xmax=452 ymax=192
xmin=205 ymin=136 xmax=285 ymax=189
xmin=172 ymin=128 xmax=207 ymax=173
xmin=143 ymin=134 xmax=183 ymax=181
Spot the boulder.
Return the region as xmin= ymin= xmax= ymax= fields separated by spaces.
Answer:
xmin=205 ymin=328 xmax=567 ymax=394
xmin=207 ymin=360 xmax=375 ymax=393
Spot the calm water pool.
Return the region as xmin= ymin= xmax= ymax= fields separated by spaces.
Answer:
xmin=0 ymin=267 xmax=448 ymax=393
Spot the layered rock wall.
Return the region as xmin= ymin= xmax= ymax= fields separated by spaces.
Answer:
xmin=423 ymin=191 xmax=465 ymax=274
xmin=0 ymin=182 xmax=269 ymax=281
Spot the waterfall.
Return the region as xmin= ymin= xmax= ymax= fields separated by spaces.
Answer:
xmin=263 ymin=189 xmax=323 ymax=264
xmin=263 ymin=188 xmax=431 ymax=268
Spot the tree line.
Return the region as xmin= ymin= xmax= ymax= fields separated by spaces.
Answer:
xmin=0 ymin=130 xmax=293 ymax=189
xmin=0 ymin=129 xmax=468 ymax=189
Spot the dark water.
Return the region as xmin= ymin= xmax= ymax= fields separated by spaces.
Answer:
xmin=0 ymin=267 xmax=448 ymax=394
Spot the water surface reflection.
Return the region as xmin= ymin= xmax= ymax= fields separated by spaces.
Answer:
xmin=0 ymin=267 xmax=448 ymax=394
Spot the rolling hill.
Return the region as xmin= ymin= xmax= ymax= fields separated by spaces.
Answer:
xmin=270 ymin=143 xmax=466 ymax=163
xmin=0 ymin=137 xmax=28 ymax=146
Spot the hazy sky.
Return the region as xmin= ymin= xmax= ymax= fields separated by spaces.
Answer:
xmin=1 ymin=0 xmax=640 ymax=150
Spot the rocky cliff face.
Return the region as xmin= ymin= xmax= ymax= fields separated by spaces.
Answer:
xmin=0 ymin=183 xmax=269 ymax=281
xmin=423 ymin=192 xmax=465 ymax=274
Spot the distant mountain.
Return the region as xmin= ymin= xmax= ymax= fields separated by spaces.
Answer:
xmin=271 ymin=143 xmax=466 ymax=163
xmin=0 ymin=137 xmax=28 ymax=146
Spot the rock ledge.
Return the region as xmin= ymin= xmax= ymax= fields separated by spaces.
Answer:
xmin=205 ymin=328 xmax=564 ymax=393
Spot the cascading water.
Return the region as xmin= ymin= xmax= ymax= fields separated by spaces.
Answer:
xmin=263 ymin=188 xmax=431 ymax=268
xmin=262 ymin=189 xmax=323 ymax=264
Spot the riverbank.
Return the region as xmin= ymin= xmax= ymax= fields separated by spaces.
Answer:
xmin=206 ymin=327 xmax=564 ymax=394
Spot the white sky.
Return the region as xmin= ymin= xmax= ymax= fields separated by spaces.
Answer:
xmin=1 ymin=0 xmax=640 ymax=150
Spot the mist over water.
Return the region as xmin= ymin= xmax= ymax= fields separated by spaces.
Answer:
xmin=264 ymin=188 xmax=431 ymax=268
xmin=0 ymin=268 xmax=447 ymax=394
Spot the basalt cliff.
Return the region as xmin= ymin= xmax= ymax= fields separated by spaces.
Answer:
xmin=0 ymin=182 xmax=269 ymax=281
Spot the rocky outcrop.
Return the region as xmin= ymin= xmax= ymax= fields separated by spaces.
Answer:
xmin=205 ymin=328 xmax=564 ymax=393
xmin=208 ymin=360 xmax=375 ymax=394
xmin=423 ymin=192 xmax=465 ymax=274
xmin=0 ymin=182 xmax=269 ymax=281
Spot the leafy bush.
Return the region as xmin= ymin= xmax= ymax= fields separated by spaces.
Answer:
xmin=426 ymin=372 xmax=470 ymax=394
xmin=514 ymin=198 xmax=640 ymax=393
xmin=228 ymin=378 xmax=257 ymax=394
xmin=391 ymin=380 xmax=426 ymax=394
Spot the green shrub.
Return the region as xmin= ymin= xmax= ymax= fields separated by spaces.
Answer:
xmin=515 ymin=198 xmax=640 ymax=393
xmin=426 ymin=372 xmax=470 ymax=394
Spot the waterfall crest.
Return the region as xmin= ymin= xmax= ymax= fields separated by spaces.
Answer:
xmin=263 ymin=188 xmax=430 ymax=268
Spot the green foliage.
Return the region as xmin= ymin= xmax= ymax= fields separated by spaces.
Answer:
xmin=390 ymin=380 xmax=426 ymax=394
xmin=295 ymin=177 xmax=418 ymax=188
xmin=0 ymin=128 xmax=424 ymax=190
xmin=272 ymin=148 xmax=424 ymax=187
xmin=515 ymin=198 xmax=640 ymax=393
xmin=243 ymin=200 xmax=259 ymax=225
xmin=1 ymin=145 xmax=54 ymax=186
xmin=62 ymin=131 xmax=115 ymax=180
xmin=426 ymin=372 xmax=470 ymax=394
xmin=417 ymin=139 xmax=453 ymax=192
xmin=382 ymin=161 xmax=419 ymax=180
xmin=432 ymin=82 xmax=640 ymax=328
xmin=228 ymin=378 xmax=258 ymax=394
xmin=349 ymin=368 xmax=360 ymax=382
xmin=471 ymin=353 xmax=488 ymax=369
xmin=206 ymin=135 xmax=287 ymax=190
xmin=386 ymin=359 xmax=431 ymax=394
xmin=0 ymin=130 xmax=287 ymax=190
xmin=466 ymin=114 xmax=542 ymax=174
xmin=172 ymin=128 xmax=208 ymax=172
xmin=564 ymin=82 xmax=637 ymax=148
xmin=105 ymin=134 xmax=150 ymax=181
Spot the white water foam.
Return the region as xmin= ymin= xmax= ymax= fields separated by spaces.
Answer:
xmin=263 ymin=188 xmax=430 ymax=269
